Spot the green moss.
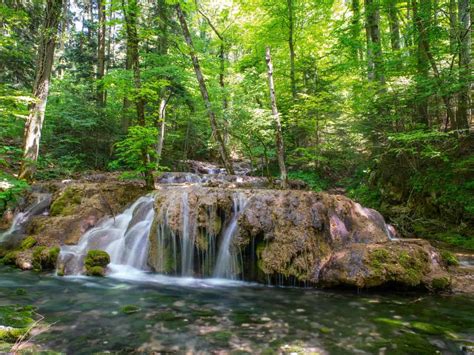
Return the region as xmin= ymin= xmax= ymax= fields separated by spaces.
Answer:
xmin=121 ymin=305 xmax=140 ymax=314
xmin=50 ymin=187 xmax=82 ymax=216
xmin=1 ymin=251 xmax=18 ymax=265
xmin=0 ymin=305 xmax=36 ymax=343
xmin=20 ymin=236 xmax=37 ymax=250
xmin=32 ymin=246 xmax=60 ymax=271
xmin=367 ymin=247 xmax=429 ymax=287
xmin=440 ymin=251 xmax=459 ymax=266
xmin=207 ymin=331 xmax=232 ymax=346
xmin=15 ymin=288 xmax=27 ymax=296
xmin=84 ymin=250 xmax=110 ymax=276
xmin=85 ymin=250 xmax=110 ymax=268
xmin=431 ymin=276 xmax=451 ymax=290
xmin=85 ymin=266 xmax=106 ymax=277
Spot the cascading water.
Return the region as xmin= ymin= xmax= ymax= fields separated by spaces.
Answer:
xmin=213 ymin=193 xmax=248 ymax=279
xmin=59 ymin=195 xmax=155 ymax=275
xmin=180 ymin=191 xmax=195 ymax=276
xmin=0 ymin=192 xmax=51 ymax=244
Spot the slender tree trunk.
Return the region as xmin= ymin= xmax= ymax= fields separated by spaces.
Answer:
xmin=387 ymin=0 xmax=401 ymax=51
xmin=176 ymin=4 xmax=234 ymax=175
xmin=156 ymin=96 xmax=168 ymax=167
xmin=19 ymin=0 xmax=63 ymax=181
xmin=265 ymin=47 xmax=288 ymax=188
xmin=287 ymin=0 xmax=297 ymax=99
xmin=457 ymin=0 xmax=471 ymax=130
xmin=413 ymin=0 xmax=456 ymax=127
xmin=351 ymin=0 xmax=364 ymax=63
xmin=97 ymin=0 xmax=106 ymax=105
xmin=449 ymin=0 xmax=457 ymax=52
xmin=412 ymin=0 xmax=431 ymax=125
xmin=123 ymin=0 xmax=153 ymax=189
xmin=365 ymin=0 xmax=385 ymax=86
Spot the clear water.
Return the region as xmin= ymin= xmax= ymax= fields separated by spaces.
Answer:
xmin=0 ymin=266 xmax=473 ymax=354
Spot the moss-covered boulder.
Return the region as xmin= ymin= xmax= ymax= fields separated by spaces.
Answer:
xmin=20 ymin=236 xmax=37 ymax=250
xmin=84 ymin=250 xmax=110 ymax=276
xmin=32 ymin=246 xmax=60 ymax=271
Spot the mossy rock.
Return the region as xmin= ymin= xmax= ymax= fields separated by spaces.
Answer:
xmin=20 ymin=236 xmax=37 ymax=250
xmin=1 ymin=251 xmax=18 ymax=266
xmin=0 ymin=305 xmax=36 ymax=343
xmin=367 ymin=246 xmax=430 ymax=287
xmin=431 ymin=276 xmax=451 ymax=291
xmin=32 ymin=246 xmax=60 ymax=271
xmin=50 ymin=187 xmax=83 ymax=216
xmin=85 ymin=265 xmax=106 ymax=277
xmin=121 ymin=305 xmax=141 ymax=314
xmin=84 ymin=250 xmax=110 ymax=277
xmin=440 ymin=250 xmax=459 ymax=266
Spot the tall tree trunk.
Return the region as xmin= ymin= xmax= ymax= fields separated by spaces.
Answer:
xmin=351 ymin=0 xmax=364 ymax=63
xmin=365 ymin=0 xmax=385 ymax=86
xmin=457 ymin=0 xmax=471 ymax=130
xmin=122 ymin=0 xmax=153 ymax=189
xmin=97 ymin=0 xmax=106 ymax=105
xmin=412 ymin=0 xmax=431 ymax=125
xmin=387 ymin=0 xmax=401 ymax=51
xmin=449 ymin=0 xmax=457 ymax=52
xmin=19 ymin=0 xmax=63 ymax=181
xmin=287 ymin=0 xmax=297 ymax=99
xmin=156 ymin=96 xmax=169 ymax=167
xmin=176 ymin=4 xmax=234 ymax=175
xmin=413 ymin=0 xmax=456 ymax=127
xmin=265 ymin=47 xmax=288 ymax=189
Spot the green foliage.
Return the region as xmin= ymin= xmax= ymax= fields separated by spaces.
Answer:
xmin=0 ymin=172 xmax=29 ymax=215
xmin=287 ymin=171 xmax=328 ymax=192
xmin=109 ymin=126 xmax=159 ymax=179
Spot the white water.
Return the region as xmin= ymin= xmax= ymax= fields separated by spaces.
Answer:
xmin=0 ymin=193 xmax=51 ymax=243
xmin=59 ymin=189 xmax=251 ymax=281
xmin=213 ymin=193 xmax=248 ymax=279
xmin=59 ymin=195 xmax=155 ymax=275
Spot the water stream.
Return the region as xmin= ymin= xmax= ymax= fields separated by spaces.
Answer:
xmin=0 ymin=266 xmax=473 ymax=354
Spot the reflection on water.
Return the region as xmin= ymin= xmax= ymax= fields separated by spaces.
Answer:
xmin=0 ymin=266 xmax=473 ymax=354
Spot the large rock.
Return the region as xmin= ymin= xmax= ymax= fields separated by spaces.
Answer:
xmin=147 ymin=186 xmax=449 ymax=290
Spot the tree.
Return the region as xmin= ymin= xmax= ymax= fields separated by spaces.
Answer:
xmin=364 ymin=0 xmax=385 ymax=86
xmin=456 ymin=0 xmax=471 ymax=130
xmin=97 ymin=0 xmax=107 ymax=105
xmin=265 ymin=47 xmax=288 ymax=188
xmin=122 ymin=0 xmax=153 ymax=189
xmin=19 ymin=0 xmax=63 ymax=181
xmin=175 ymin=3 xmax=234 ymax=175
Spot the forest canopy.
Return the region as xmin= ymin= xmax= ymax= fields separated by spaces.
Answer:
xmin=0 ymin=0 xmax=473 ymax=248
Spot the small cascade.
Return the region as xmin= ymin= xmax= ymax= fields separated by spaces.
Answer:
xmin=0 ymin=192 xmax=51 ymax=244
xmin=214 ymin=193 xmax=248 ymax=279
xmin=180 ymin=191 xmax=195 ymax=276
xmin=59 ymin=195 xmax=155 ymax=275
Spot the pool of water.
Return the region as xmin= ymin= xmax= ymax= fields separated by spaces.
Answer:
xmin=0 ymin=266 xmax=473 ymax=354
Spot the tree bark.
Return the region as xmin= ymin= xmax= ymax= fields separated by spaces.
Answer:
xmin=288 ymin=0 xmax=297 ymax=99
xmin=156 ymin=96 xmax=169 ymax=167
xmin=265 ymin=47 xmax=288 ymax=189
xmin=97 ymin=0 xmax=106 ymax=106
xmin=351 ymin=0 xmax=364 ymax=63
xmin=457 ymin=0 xmax=471 ymax=130
xmin=176 ymin=3 xmax=234 ymax=175
xmin=365 ymin=0 xmax=385 ymax=86
xmin=122 ymin=0 xmax=153 ymax=189
xmin=387 ymin=0 xmax=401 ymax=51
xmin=19 ymin=0 xmax=63 ymax=181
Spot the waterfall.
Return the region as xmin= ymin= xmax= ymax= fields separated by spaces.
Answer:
xmin=180 ymin=191 xmax=195 ymax=276
xmin=59 ymin=188 xmax=249 ymax=280
xmin=59 ymin=195 xmax=155 ymax=275
xmin=213 ymin=193 xmax=248 ymax=279
xmin=0 ymin=193 xmax=51 ymax=244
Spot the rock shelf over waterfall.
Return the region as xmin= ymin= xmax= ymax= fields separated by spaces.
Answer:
xmin=0 ymin=172 xmax=453 ymax=290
